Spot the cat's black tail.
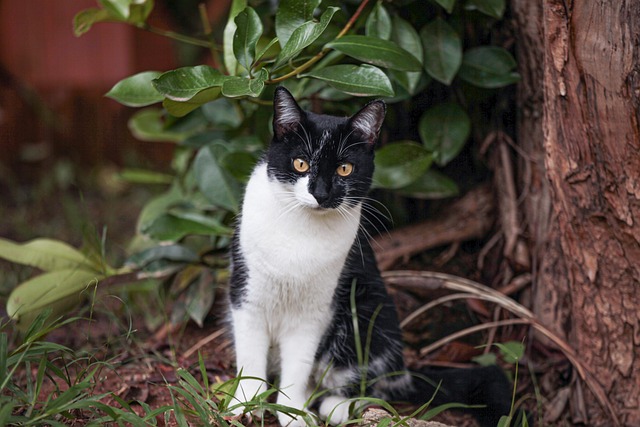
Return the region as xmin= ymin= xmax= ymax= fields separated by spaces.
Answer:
xmin=388 ymin=365 xmax=512 ymax=427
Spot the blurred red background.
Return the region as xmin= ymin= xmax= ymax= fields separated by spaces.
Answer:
xmin=0 ymin=0 xmax=228 ymax=181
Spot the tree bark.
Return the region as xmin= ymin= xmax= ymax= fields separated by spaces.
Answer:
xmin=513 ymin=1 xmax=640 ymax=425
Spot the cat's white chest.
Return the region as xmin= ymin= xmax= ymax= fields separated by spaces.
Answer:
xmin=238 ymin=164 xmax=360 ymax=310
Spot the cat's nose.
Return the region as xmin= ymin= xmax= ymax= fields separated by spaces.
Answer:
xmin=310 ymin=180 xmax=330 ymax=205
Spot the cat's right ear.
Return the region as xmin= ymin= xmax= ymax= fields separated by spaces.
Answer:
xmin=273 ymin=87 xmax=303 ymax=140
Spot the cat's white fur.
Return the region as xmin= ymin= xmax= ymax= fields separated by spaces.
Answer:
xmin=231 ymin=163 xmax=362 ymax=426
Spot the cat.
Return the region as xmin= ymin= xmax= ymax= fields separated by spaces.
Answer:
xmin=228 ymin=86 xmax=511 ymax=427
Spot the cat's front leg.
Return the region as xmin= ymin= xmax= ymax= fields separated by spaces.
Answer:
xmin=230 ymin=308 xmax=270 ymax=416
xmin=276 ymin=324 xmax=323 ymax=427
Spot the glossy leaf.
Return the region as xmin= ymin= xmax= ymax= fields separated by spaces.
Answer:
xmin=466 ymin=0 xmax=506 ymax=19
xmin=128 ymin=109 xmax=192 ymax=142
xmin=304 ymin=64 xmax=394 ymax=97
xmin=390 ymin=15 xmax=424 ymax=94
xmin=420 ymin=18 xmax=462 ymax=85
xmin=274 ymin=7 xmax=339 ymax=69
xmin=365 ymin=3 xmax=391 ymax=40
xmin=233 ymin=7 xmax=263 ymax=72
xmin=136 ymin=184 xmax=185 ymax=233
xmin=73 ymin=8 xmax=110 ymax=36
xmin=194 ymin=147 xmax=241 ymax=212
xmin=74 ymin=0 xmax=153 ymax=35
xmin=220 ymin=151 xmax=258 ymax=182
xmin=372 ymin=142 xmax=432 ymax=189
xmin=0 ymin=238 xmax=96 ymax=272
xmin=185 ymin=270 xmax=216 ymax=327
xmin=162 ymin=90 xmax=222 ymax=117
xmin=143 ymin=212 xmax=231 ymax=241
xmin=153 ymin=66 xmax=229 ymax=102
xmin=7 ymin=270 xmax=102 ymax=325
xmin=201 ymin=98 xmax=243 ymax=128
xmin=433 ymin=0 xmax=456 ymax=13
xmin=105 ymin=71 xmax=163 ymax=107
xmin=222 ymin=69 xmax=268 ymax=98
xmin=326 ymin=36 xmax=422 ymax=72
xmin=418 ymin=102 xmax=470 ymax=166
xmin=126 ymin=244 xmax=199 ymax=268
xmin=223 ymin=0 xmax=247 ymax=75
xmin=397 ymin=169 xmax=459 ymax=199
xmin=275 ymin=0 xmax=321 ymax=48
xmin=98 ymin=0 xmax=132 ymax=20
xmin=458 ymin=46 xmax=520 ymax=88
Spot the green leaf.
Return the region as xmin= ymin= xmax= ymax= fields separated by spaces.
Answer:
xmin=390 ymin=15 xmax=424 ymax=94
xmin=128 ymin=109 xmax=192 ymax=142
xmin=6 ymin=270 xmax=102 ymax=325
xmin=233 ymin=7 xmax=263 ymax=72
xmin=275 ymin=0 xmax=321 ymax=48
xmin=119 ymin=168 xmax=173 ymax=184
xmin=153 ymin=66 xmax=229 ymax=102
xmin=465 ymin=0 xmax=506 ymax=19
xmin=73 ymin=8 xmax=111 ymax=36
xmin=365 ymin=3 xmax=391 ymax=40
xmin=418 ymin=102 xmax=470 ymax=166
xmin=220 ymin=151 xmax=258 ymax=183
xmin=98 ymin=0 xmax=132 ymax=20
xmin=304 ymin=64 xmax=394 ymax=97
xmin=326 ymin=35 xmax=421 ymax=72
xmin=372 ymin=142 xmax=433 ymax=189
xmin=194 ymin=147 xmax=241 ymax=212
xmin=162 ymin=89 xmax=222 ymax=117
xmin=472 ymin=352 xmax=498 ymax=367
xmin=420 ymin=18 xmax=462 ymax=85
xmin=105 ymin=71 xmax=163 ymax=107
xmin=223 ymin=0 xmax=247 ymax=75
xmin=458 ymin=46 xmax=520 ymax=88
xmin=222 ymin=69 xmax=268 ymax=98
xmin=0 ymin=238 xmax=96 ymax=272
xmin=144 ymin=212 xmax=232 ymax=241
xmin=73 ymin=0 xmax=153 ymax=36
xmin=126 ymin=244 xmax=199 ymax=268
xmin=433 ymin=0 xmax=456 ymax=13
xmin=397 ymin=169 xmax=459 ymax=199
xmin=495 ymin=341 xmax=525 ymax=364
xmin=136 ymin=184 xmax=185 ymax=233
xmin=185 ymin=270 xmax=216 ymax=327
xmin=274 ymin=7 xmax=339 ymax=69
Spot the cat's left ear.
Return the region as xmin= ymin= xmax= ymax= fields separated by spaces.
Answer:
xmin=348 ymin=100 xmax=386 ymax=147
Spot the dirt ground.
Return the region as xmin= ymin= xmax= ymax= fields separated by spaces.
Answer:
xmin=0 ymin=174 xmax=532 ymax=427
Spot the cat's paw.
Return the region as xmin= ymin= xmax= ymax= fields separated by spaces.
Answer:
xmin=318 ymin=395 xmax=351 ymax=426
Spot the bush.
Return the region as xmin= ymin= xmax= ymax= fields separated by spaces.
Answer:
xmin=3 ymin=0 xmax=517 ymax=330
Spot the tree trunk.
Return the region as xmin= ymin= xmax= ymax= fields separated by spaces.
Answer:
xmin=513 ymin=1 xmax=640 ymax=425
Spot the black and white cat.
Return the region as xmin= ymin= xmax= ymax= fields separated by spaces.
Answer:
xmin=228 ymin=87 xmax=511 ymax=427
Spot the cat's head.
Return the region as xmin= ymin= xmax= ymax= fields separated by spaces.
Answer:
xmin=266 ymin=87 xmax=386 ymax=212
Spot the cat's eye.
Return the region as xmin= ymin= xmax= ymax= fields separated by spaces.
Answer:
xmin=336 ymin=163 xmax=354 ymax=177
xmin=293 ymin=158 xmax=310 ymax=173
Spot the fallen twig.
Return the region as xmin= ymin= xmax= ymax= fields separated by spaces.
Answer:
xmin=383 ymin=270 xmax=620 ymax=426
xmin=373 ymin=185 xmax=495 ymax=271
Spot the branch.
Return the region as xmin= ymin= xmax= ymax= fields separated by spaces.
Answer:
xmin=267 ymin=0 xmax=372 ymax=84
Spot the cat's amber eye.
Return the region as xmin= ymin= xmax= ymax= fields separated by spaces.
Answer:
xmin=293 ymin=158 xmax=310 ymax=173
xmin=336 ymin=163 xmax=354 ymax=177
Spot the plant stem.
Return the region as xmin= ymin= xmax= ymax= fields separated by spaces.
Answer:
xmin=266 ymin=0 xmax=372 ymax=84
xmin=138 ymin=23 xmax=213 ymax=48
xmin=198 ymin=4 xmax=222 ymax=62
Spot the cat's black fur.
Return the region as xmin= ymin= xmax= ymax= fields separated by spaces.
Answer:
xmin=229 ymin=87 xmax=511 ymax=427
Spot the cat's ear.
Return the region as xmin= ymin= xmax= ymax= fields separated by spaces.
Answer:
xmin=273 ymin=86 xmax=303 ymax=140
xmin=348 ymin=100 xmax=386 ymax=146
